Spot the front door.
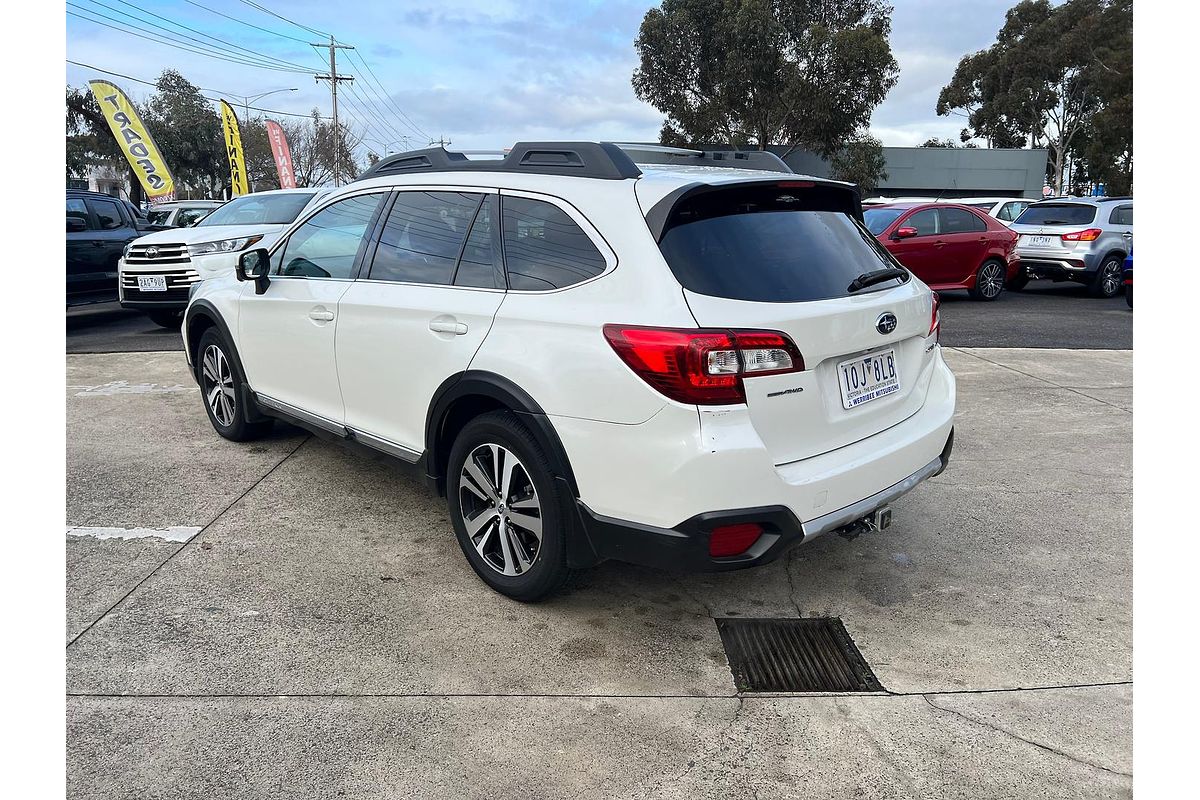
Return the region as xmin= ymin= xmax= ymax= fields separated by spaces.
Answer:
xmin=238 ymin=191 xmax=387 ymax=426
xmin=887 ymin=207 xmax=941 ymax=283
xmin=337 ymin=189 xmax=506 ymax=455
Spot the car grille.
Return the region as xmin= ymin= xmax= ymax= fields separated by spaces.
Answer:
xmin=125 ymin=242 xmax=190 ymax=264
xmin=120 ymin=267 xmax=200 ymax=302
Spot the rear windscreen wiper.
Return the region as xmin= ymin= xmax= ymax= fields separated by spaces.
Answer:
xmin=848 ymin=267 xmax=908 ymax=293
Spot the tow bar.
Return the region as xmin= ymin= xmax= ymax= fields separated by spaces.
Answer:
xmin=835 ymin=505 xmax=892 ymax=541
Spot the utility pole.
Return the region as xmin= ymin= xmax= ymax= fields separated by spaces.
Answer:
xmin=312 ymin=36 xmax=355 ymax=186
xmin=429 ymin=135 xmax=451 ymax=149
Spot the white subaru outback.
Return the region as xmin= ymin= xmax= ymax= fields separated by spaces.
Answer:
xmin=182 ymin=142 xmax=956 ymax=601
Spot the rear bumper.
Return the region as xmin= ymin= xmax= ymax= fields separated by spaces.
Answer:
xmin=576 ymin=432 xmax=953 ymax=572
xmin=1015 ymin=248 xmax=1100 ymax=282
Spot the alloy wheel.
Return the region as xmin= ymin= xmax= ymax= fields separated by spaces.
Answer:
xmin=201 ymin=344 xmax=236 ymax=427
xmin=1100 ymin=261 xmax=1122 ymax=297
xmin=978 ymin=262 xmax=1004 ymax=298
xmin=458 ymin=443 xmax=543 ymax=576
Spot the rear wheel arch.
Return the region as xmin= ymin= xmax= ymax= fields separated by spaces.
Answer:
xmin=425 ymin=371 xmax=579 ymax=500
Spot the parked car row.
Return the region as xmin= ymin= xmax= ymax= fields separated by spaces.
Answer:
xmin=863 ymin=195 xmax=1132 ymax=301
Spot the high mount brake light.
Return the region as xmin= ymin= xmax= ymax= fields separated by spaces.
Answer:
xmin=1062 ymin=227 xmax=1102 ymax=242
xmin=602 ymin=325 xmax=805 ymax=405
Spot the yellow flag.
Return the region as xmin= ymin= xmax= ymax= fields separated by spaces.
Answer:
xmin=87 ymin=80 xmax=176 ymax=203
xmin=220 ymin=100 xmax=250 ymax=197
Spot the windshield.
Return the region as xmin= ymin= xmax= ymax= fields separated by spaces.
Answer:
xmin=197 ymin=192 xmax=315 ymax=226
xmin=146 ymin=209 xmax=172 ymax=225
xmin=863 ymin=207 xmax=906 ymax=235
xmin=1014 ymin=203 xmax=1097 ymax=226
xmin=659 ymin=187 xmax=905 ymax=303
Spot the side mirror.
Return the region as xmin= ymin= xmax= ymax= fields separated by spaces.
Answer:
xmin=67 ymin=218 xmax=87 ymax=233
xmin=237 ymin=248 xmax=272 ymax=295
xmin=893 ymin=226 xmax=918 ymax=240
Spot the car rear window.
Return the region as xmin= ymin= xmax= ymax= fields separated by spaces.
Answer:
xmin=1015 ymin=203 xmax=1097 ymax=226
xmin=658 ymin=186 xmax=904 ymax=303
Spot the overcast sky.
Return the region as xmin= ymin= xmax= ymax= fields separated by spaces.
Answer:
xmin=66 ymin=0 xmax=1019 ymax=154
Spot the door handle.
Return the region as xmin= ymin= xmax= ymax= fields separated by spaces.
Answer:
xmin=429 ymin=319 xmax=468 ymax=335
xmin=934 ymin=240 xmax=946 ymax=248
xmin=91 ymin=241 xmax=105 ymax=247
xmin=308 ymin=309 xmax=335 ymax=322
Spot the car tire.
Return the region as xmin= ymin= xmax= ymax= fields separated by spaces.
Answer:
xmin=196 ymin=328 xmax=273 ymax=442
xmin=968 ymin=259 xmax=1006 ymax=301
xmin=446 ymin=410 xmax=578 ymax=602
xmin=1006 ymin=274 xmax=1029 ymax=291
xmin=1090 ymin=255 xmax=1125 ymax=298
xmin=148 ymin=310 xmax=183 ymax=329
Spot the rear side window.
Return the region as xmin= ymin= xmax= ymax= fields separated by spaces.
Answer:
xmin=996 ymin=202 xmax=1026 ymax=222
xmin=1015 ymin=203 xmax=1097 ymax=226
xmin=87 ymin=198 xmax=125 ymax=230
xmin=370 ymin=191 xmax=482 ymax=285
xmin=454 ymin=196 xmax=502 ymax=289
xmin=502 ymin=197 xmax=606 ymax=290
xmin=940 ymin=207 xmax=988 ymax=233
xmin=1109 ymin=205 xmax=1132 ymax=225
xmin=657 ymin=187 xmax=903 ymax=303
xmin=905 ymin=208 xmax=939 ymax=236
xmin=66 ymin=198 xmax=91 ymax=229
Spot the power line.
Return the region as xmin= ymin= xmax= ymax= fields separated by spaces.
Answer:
xmin=239 ymin=0 xmax=330 ymax=38
xmin=65 ymin=59 xmax=331 ymax=119
xmin=182 ymin=0 xmax=310 ymax=45
xmin=66 ymin=8 xmax=310 ymax=74
xmin=345 ymin=49 xmax=429 ymax=140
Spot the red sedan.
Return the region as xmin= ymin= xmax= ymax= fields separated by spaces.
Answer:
xmin=863 ymin=202 xmax=1020 ymax=301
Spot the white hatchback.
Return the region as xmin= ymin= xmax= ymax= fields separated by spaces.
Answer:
xmin=182 ymin=142 xmax=956 ymax=600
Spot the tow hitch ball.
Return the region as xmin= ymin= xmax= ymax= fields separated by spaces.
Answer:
xmin=836 ymin=505 xmax=892 ymax=541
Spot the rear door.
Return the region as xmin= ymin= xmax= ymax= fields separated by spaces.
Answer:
xmin=336 ymin=188 xmax=506 ymax=455
xmin=1107 ymin=203 xmax=1133 ymax=252
xmin=655 ymin=184 xmax=937 ymax=465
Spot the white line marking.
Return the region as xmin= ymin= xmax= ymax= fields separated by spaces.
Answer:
xmin=72 ymin=381 xmax=196 ymax=397
xmin=66 ymin=526 xmax=200 ymax=543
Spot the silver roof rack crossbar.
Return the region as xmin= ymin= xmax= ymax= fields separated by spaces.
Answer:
xmin=612 ymin=143 xmax=793 ymax=174
xmin=356 ymin=142 xmax=643 ymax=181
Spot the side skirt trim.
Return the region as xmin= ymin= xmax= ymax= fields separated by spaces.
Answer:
xmin=254 ymin=393 xmax=423 ymax=464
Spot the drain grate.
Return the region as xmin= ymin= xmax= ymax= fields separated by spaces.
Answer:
xmin=716 ymin=617 xmax=882 ymax=693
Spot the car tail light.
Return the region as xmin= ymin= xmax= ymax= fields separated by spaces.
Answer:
xmin=1062 ymin=228 xmax=1102 ymax=242
xmin=709 ymin=523 xmax=763 ymax=557
xmin=929 ymin=292 xmax=941 ymax=341
xmin=602 ymin=325 xmax=804 ymax=405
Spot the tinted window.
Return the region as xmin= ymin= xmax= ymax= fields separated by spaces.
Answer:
xmin=199 ymin=192 xmax=316 ymax=226
xmin=863 ymin=207 xmax=904 ymax=234
xmin=1015 ymin=203 xmax=1097 ymax=226
xmin=146 ymin=208 xmax=172 ymax=226
xmin=66 ymin=198 xmax=91 ymax=229
xmin=1109 ymin=205 xmax=1132 ymax=225
xmin=277 ymin=193 xmax=382 ymax=279
xmin=906 ymin=208 xmax=939 ymax=236
xmin=455 ymin=196 xmax=501 ymax=289
xmin=940 ymin=207 xmax=988 ymax=233
xmin=657 ymin=188 xmax=904 ymax=303
xmin=502 ymin=197 xmax=606 ymax=290
xmin=87 ymin=198 xmax=124 ymax=230
xmin=175 ymin=208 xmax=210 ymax=227
xmin=370 ymin=192 xmax=481 ymax=285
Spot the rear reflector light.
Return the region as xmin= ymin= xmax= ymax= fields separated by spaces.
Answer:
xmin=709 ymin=523 xmax=763 ymax=557
xmin=929 ymin=291 xmax=941 ymax=341
xmin=1062 ymin=227 xmax=1102 ymax=242
xmin=603 ymin=325 xmax=804 ymax=405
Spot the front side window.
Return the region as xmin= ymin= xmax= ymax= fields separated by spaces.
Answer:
xmin=940 ymin=207 xmax=987 ymax=233
xmin=369 ymin=191 xmax=482 ymax=285
xmin=502 ymin=197 xmax=607 ymax=290
xmin=276 ymin=193 xmax=382 ymax=279
xmin=199 ymin=192 xmax=316 ymax=226
xmin=87 ymin=198 xmax=124 ymax=230
xmin=905 ymin=208 xmax=939 ymax=236
xmin=66 ymin=198 xmax=91 ymax=229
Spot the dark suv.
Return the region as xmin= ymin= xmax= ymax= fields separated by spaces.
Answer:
xmin=66 ymin=189 xmax=162 ymax=306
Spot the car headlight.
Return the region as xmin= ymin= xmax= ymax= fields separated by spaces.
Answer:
xmin=122 ymin=242 xmax=133 ymax=259
xmin=189 ymin=235 xmax=264 ymax=256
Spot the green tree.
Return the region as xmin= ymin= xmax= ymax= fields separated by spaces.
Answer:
xmin=919 ymin=137 xmax=977 ymax=149
xmin=632 ymin=0 xmax=899 ymax=156
xmin=66 ymin=86 xmax=144 ymax=202
xmin=936 ymin=0 xmax=1131 ymax=193
xmin=141 ymin=70 xmax=226 ymax=197
xmin=829 ymin=131 xmax=887 ymax=193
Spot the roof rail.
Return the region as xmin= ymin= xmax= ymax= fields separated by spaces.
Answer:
xmin=355 ymin=141 xmax=643 ymax=182
xmin=612 ymin=143 xmax=793 ymax=174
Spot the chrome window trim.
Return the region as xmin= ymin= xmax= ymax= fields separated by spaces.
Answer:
xmin=496 ymin=188 xmax=618 ymax=295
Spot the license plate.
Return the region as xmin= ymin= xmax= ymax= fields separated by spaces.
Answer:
xmin=137 ymin=275 xmax=167 ymax=292
xmin=1023 ymin=235 xmax=1058 ymax=248
xmin=837 ymin=349 xmax=900 ymax=410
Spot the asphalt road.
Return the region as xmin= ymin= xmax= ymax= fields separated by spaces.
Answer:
xmin=66 ymin=279 xmax=1132 ymax=355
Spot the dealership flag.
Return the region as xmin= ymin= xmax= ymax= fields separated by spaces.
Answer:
xmin=219 ymin=100 xmax=250 ymax=196
xmin=87 ymin=80 xmax=176 ymax=204
xmin=265 ymin=120 xmax=297 ymax=189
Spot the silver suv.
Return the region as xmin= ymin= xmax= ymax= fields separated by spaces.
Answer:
xmin=1008 ymin=197 xmax=1132 ymax=297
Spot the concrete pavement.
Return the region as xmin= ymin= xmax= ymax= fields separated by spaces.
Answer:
xmin=65 ymin=346 xmax=1132 ymax=798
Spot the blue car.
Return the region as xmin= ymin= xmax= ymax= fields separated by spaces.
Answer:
xmin=1123 ymin=247 xmax=1132 ymax=308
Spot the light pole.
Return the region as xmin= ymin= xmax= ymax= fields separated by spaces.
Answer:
xmin=238 ymin=87 xmax=298 ymax=123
